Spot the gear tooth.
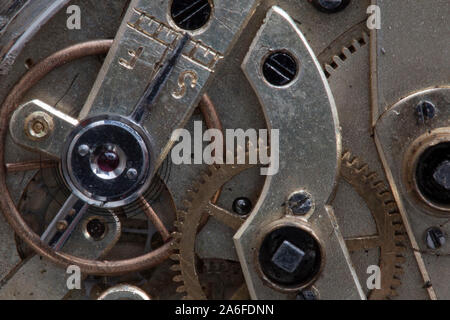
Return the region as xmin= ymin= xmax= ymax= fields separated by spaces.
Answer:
xmin=383 ymin=201 xmax=398 ymax=213
xmin=348 ymin=155 xmax=360 ymax=167
xmin=394 ymin=266 xmax=405 ymax=276
xmin=173 ymin=274 xmax=184 ymax=283
xmin=395 ymin=234 xmax=407 ymax=244
xmin=395 ymin=256 xmax=406 ymax=264
xmin=170 ymin=264 xmax=181 ymax=272
xmin=342 ymin=151 xmax=353 ymax=162
xmin=356 ymin=163 xmax=369 ymax=174
xmin=332 ymin=55 xmax=344 ymax=67
xmin=170 ymin=254 xmax=180 ymax=261
xmin=324 ymin=64 xmax=335 ymax=75
xmin=177 ymin=210 xmax=188 ymax=220
xmin=174 ymin=221 xmax=185 ymax=230
xmin=378 ymin=191 xmax=393 ymax=203
xmin=366 ymin=173 xmax=379 ymax=183
xmin=352 ymin=38 xmax=361 ymax=49
xmin=393 ymin=224 xmax=405 ymax=234
xmin=169 ymin=153 xmax=255 ymax=301
xmin=342 ymin=47 xmax=352 ymax=58
xmin=391 ymin=216 xmax=403 ymax=226
xmin=368 ymin=177 xmax=383 ymax=188
xmin=340 ymin=150 xmax=406 ymax=299
xmin=172 ymin=231 xmax=182 ymax=240
xmin=176 ymin=285 xmax=187 ymax=293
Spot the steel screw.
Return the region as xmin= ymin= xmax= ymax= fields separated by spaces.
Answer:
xmin=126 ymin=168 xmax=138 ymax=180
xmin=170 ymin=0 xmax=212 ymax=31
xmin=25 ymin=111 xmax=53 ymax=140
xmin=78 ymin=144 xmax=90 ymax=157
xmin=263 ymin=51 xmax=298 ymax=86
xmin=232 ymin=197 xmax=252 ymax=215
xmin=311 ymin=0 xmax=350 ymax=13
xmin=425 ymin=227 xmax=446 ymax=250
xmin=56 ymin=220 xmax=68 ymax=232
xmin=287 ymin=191 xmax=314 ymax=216
xmin=297 ymin=289 xmax=318 ymax=300
xmin=416 ymin=100 xmax=436 ymax=123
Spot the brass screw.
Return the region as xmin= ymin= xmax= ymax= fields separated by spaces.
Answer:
xmin=56 ymin=220 xmax=69 ymax=232
xmin=24 ymin=111 xmax=54 ymax=140
xmin=32 ymin=121 xmax=45 ymax=134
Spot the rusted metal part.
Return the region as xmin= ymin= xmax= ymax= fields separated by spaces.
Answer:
xmin=173 ymin=163 xmax=254 ymax=299
xmin=0 ymin=38 xmax=227 ymax=276
xmin=198 ymin=94 xmax=223 ymax=205
xmin=139 ymin=196 xmax=170 ymax=242
xmin=340 ymin=151 xmax=405 ymax=300
xmin=0 ymin=40 xmax=176 ymax=275
xmin=198 ymin=94 xmax=223 ymax=134
xmin=5 ymin=159 xmax=57 ymax=172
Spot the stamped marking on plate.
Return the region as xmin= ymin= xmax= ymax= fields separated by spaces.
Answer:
xmin=127 ymin=8 xmax=223 ymax=72
xmin=119 ymin=46 xmax=144 ymax=70
xmin=172 ymin=70 xmax=199 ymax=99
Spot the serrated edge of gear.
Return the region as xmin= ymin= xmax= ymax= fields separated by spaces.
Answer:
xmin=341 ymin=151 xmax=406 ymax=300
xmin=323 ymin=32 xmax=369 ymax=78
xmin=322 ymin=29 xmax=406 ymax=299
xmin=172 ymin=151 xmax=406 ymax=300
xmin=172 ymin=162 xmax=254 ymax=300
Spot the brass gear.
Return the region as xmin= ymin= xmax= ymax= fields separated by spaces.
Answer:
xmin=340 ymin=151 xmax=406 ymax=299
xmin=172 ymin=151 xmax=407 ymax=300
xmin=172 ymin=163 xmax=255 ymax=300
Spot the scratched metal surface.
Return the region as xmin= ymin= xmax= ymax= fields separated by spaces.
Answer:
xmin=0 ymin=0 xmax=435 ymax=300
xmin=0 ymin=0 xmax=129 ymax=295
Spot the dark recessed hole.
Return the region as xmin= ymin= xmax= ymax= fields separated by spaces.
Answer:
xmin=86 ymin=218 xmax=107 ymax=241
xmin=416 ymin=142 xmax=450 ymax=207
xmin=259 ymin=226 xmax=322 ymax=288
xmin=170 ymin=0 xmax=212 ymax=31
xmin=263 ymin=51 xmax=298 ymax=86
xmin=310 ymin=0 xmax=351 ymax=14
